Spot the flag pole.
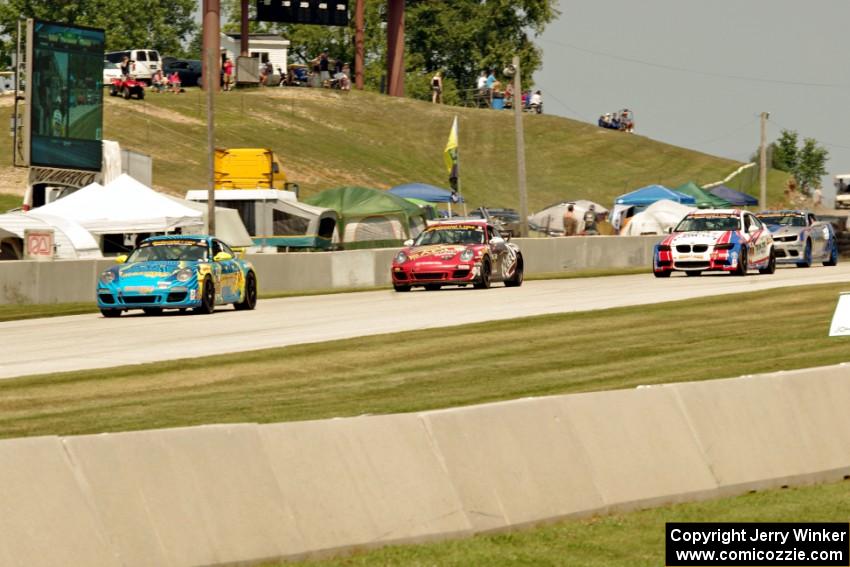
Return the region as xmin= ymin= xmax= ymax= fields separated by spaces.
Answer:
xmin=457 ymin=116 xmax=467 ymax=215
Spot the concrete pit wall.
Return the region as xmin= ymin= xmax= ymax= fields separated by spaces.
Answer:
xmin=0 ymin=237 xmax=658 ymax=305
xmin=2 ymin=364 xmax=848 ymax=566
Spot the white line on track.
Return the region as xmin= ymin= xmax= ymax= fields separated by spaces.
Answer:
xmin=2 ymin=265 xmax=849 ymax=380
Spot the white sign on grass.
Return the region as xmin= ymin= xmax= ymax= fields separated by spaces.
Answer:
xmin=829 ymin=292 xmax=850 ymax=336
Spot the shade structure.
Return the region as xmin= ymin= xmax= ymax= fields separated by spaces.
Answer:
xmin=674 ymin=181 xmax=732 ymax=209
xmin=388 ymin=182 xmax=464 ymax=203
xmin=615 ymin=185 xmax=696 ymax=206
xmin=305 ymin=186 xmax=428 ymax=249
xmin=708 ymin=185 xmax=759 ymax=206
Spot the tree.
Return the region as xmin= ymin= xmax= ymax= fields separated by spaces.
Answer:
xmin=221 ymin=0 xmax=557 ymax=101
xmin=405 ymin=0 xmax=558 ymax=99
xmin=0 ymin=0 xmax=198 ymax=59
xmin=795 ymin=137 xmax=829 ymax=193
xmin=771 ymin=129 xmax=798 ymax=172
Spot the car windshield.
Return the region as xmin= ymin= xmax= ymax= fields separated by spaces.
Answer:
xmin=675 ymin=215 xmax=740 ymax=232
xmin=414 ymin=226 xmax=485 ymax=245
xmin=128 ymin=241 xmax=209 ymax=262
xmin=756 ymin=214 xmax=806 ymax=227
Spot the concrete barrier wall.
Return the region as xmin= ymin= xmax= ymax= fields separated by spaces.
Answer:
xmin=0 ymin=237 xmax=658 ymax=305
xmin=3 ymin=365 xmax=848 ymax=566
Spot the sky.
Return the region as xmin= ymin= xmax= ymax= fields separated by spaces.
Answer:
xmin=534 ymin=0 xmax=850 ymax=202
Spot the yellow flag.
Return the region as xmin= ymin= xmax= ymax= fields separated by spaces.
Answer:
xmin=443 ymin=116 xmax=458 ymax=175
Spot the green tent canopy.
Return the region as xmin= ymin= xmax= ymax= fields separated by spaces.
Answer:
xmin=675 ymin=181 xmax=732 ymax=209
xmin=305 ymin=186 xmax=428 ymax=249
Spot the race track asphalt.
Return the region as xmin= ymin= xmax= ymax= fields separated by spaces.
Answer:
xmin=3 ymin=265 xmax=850 ymax=380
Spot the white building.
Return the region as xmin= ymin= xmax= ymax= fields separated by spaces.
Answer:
xmin=220 ymin=33 xmax=290 ymax=75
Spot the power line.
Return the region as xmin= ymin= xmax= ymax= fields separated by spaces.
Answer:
xmin=541 ymin=38 xmax=850 ymax=89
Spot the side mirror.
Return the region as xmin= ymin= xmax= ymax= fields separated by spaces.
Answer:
xmin=403 ymin=239 xmax=414 ymax=247
xmin=115 ymin=254 xmax=128 ymax=264
xmin=214 ymin=251 xmax=233 ymax=262
xmin=491 ymin=236 xmax=505 ymax=245
xmin=666 ymin=227 xmax=673 ymax=234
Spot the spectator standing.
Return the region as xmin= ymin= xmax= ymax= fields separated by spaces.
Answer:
xmin=431 ymin=71 xmax=443 ymax=104
xmin=485 ymin=69 xmax=496 ymax=90
xmin=814 ymin=186 xmax=824 ymax=208
xmin=319 ymin=50 xmax=330 ymax=85
xmin=582 ymin=205 xmax=598 ymax=235
xmin=563 ymin=204 xmax=578 ymax=236
xmin=120 ymin=55 xmax=132 ymax=77
xmin=476 ymin=71 xmax=487 ymax=91
xmin=222 ymin=57 xmax=234 ymax=91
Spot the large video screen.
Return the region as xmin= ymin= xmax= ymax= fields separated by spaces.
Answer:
xmin=29 ymin=20 xmax=104 ymax=171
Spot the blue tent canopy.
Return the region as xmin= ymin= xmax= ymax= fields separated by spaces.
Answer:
xmin=388 ymin=183 xmax=464 ymax=203
xmin=708 ymin=185 xmax=759 ymax=206
xmin=615 ymin=185 xmax=696 ymax=206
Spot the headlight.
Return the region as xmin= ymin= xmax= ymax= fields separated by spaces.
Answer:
xmin=460 ymin=248 xmax=474 ymax=262
xmin=175 ymin=268 xmax=193 ymax=282
xmin=394 ymin=251 xmax=408 ymax=264
xmin=714 ymin=243 xmax=733 ymax=250
xmin=100 ymin=271 xmax=116 ymax=284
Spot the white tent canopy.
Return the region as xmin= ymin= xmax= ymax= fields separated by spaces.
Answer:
xmin=173 ymin=196 xmax=253 ymax=248
xmin=621 ymin=199 xmax=696 ymax=236
xmin=33 ymin=174 xmax=203 ymax=234
xmin=528 ymin=200 xmax=609 ymax=235
xmin=0 ymin=212 xmax=102 ymax=259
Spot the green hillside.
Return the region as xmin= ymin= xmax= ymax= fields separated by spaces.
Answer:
xmin=0 ymin=89 xmax=788 ymax=211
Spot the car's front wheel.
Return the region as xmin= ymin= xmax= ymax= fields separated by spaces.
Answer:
xmin=473 ymin=258 xmax=491 ymax=289
xmin=733 ymin=246 xmax=748 ymax=276
xmin=393 ymin=284 xmax=411 ymax=292
xmin=504 ymin=254 xmax=524 ymax=287
xmin=100 ymin=308 xmax=122 ymax=318
xmin=759 ymin=247 xmax=776 ymax=274
xmin=194 ymin=276 xmax=216 ymax=314
xmin=234 ymin=271 xmax=257 ymax=310
xmin=824 ymin=241 xmax=839 ymax=266
xmin=796 ymin=239 xmax=812 ymax=268
xmin=653 ymin=270 xmax=671 ymax=278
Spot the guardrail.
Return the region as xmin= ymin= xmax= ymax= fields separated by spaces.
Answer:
xmin=2 ymin=364 xmax=847 ymax=566
xmin=0 ymin=236 xmax=660 ymax=305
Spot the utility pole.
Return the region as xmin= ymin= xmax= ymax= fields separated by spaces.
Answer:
xmin=206 ymin=48 xmax=216 ymax=236
xmin=512 ymin=56 xmax=528 ymax=237
xmin=759 ymin=111 xmax=769 ymax=209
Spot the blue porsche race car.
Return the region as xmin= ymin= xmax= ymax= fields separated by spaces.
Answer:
xmin=97 ymin=235 xmax=257 ymax=317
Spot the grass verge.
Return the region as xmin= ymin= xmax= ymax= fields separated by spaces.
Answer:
xmin=0 ymin=267 xmax=646 ymax=322
xmin=0 ymin=283 xmax=847 ymax=439
xmin=278 ymin=479 xmax=850 ymax=567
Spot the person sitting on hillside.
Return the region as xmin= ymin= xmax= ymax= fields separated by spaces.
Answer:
xmin=529 ymin=90 xmax=543 ymax=114
xmin=169 ymin=71 xmax=182 ymax=94
xmin=151 ymin=70 xmax=166 ymax=93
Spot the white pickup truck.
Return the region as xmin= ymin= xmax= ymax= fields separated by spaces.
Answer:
xmin=835 ymin=174 xmax=850 ymax=209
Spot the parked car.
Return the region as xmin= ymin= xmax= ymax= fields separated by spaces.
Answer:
xmin=391 ymin=220 xmax=524 ymax=291
xmin=755 ymin=210 xmax=838 ymax=267
xmin=653 ymin=209 xmax=775 ymax=277
xmin=469 ymin=207 xmax=521 ymax=237
xmin=163 ymin=59 xmax=202 ymax=87
xmin=103 ymin=59 xmax=122 ymax=83
xmin=105 ymin=49 xmax=162 ymax=83
xmin=97 ymin=235 xmax=257 ymax=317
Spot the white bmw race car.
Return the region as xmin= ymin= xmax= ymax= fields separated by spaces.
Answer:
xmin=653 ymin=209 xmax=775 ymax=277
